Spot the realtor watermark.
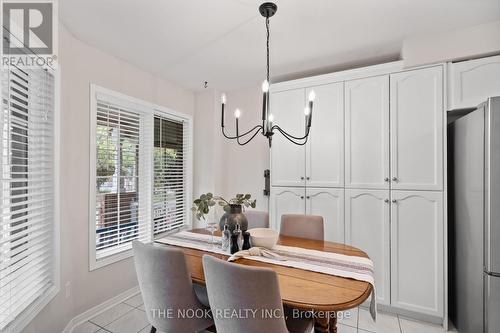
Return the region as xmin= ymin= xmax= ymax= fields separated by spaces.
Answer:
xmin=149 ymin=307 xmax=353 ymax=320
xmin=150 ymin=308 xmax=286 ymax=320
xmin=1 ymin=0 xmax=58 ymax=68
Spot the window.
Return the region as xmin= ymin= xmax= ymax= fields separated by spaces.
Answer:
xmin=93 ymin=99 xmax=151 ymax=259
xmin=0 ymin=66 xmax=57 ymax=331
xmin=90 ymin=85 xmax=192 ymax=269
xmin=153 ymin=116 xmax=189 ymax=235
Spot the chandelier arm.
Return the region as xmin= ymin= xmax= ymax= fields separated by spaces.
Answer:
xmin=237 ymin=126 xmax=263 ymax=146
xmin=222 ymin=125 xmax=262 ymax=139
xmin=221 ymin=127 xmax=239 ymax=139
xmin=238 ymin=124 xmax=263 ymax=138
xmin=276 ymin=127 xmax=305 ymax=143
xmin=275 ymin=126 xmax=307 ymax=143
xmin=275 ymin=126 xmax=309 ymax=146
xmin=272 ymin=124 xmax=310 ymax=140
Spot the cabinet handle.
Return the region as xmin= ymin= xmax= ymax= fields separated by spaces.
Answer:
xmin=300 ymin=177 xmax=304 ymax=180
xmin=384 ymin=177 xmax=389 ymax=182
xmin=306 ymin=177 xmax=310 ymax=180
xmin=392 ymin=199 xmax=397 ymax=203
xmin=300 ymin=196 xmax=304 ymax=200
xmin=392 ymin=177 xmax=398 ymax=182
xmin=306 ymin=196 xmax=310 ymax=199
xmin=384 ymin=199 xmax=389 ymax=203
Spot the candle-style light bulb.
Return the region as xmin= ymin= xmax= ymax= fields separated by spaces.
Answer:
xmin=308 ymin=90 xmax=316 ymax=102
xmin=267 ymin=113 xmax=274 ymax=133
xmin=234 ymin=109 xmax=241 ymax=118
xmin=262 ymin=80 xmax=269 ymax=93
xmin=304 ymin=106 xmax=310 ymax=116
xmin=221 ymin=94 xmax=227 ymax=104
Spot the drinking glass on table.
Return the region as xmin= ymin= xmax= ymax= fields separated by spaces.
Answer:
xmin=206 ymin=207 xmax=219 ymax=247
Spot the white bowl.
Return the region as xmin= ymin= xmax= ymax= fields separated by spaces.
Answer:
xmin=247 ymin=228 xmax=279 ymax=249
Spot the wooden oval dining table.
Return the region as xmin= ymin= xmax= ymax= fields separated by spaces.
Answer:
xmin=157 ymin=229 xmax=372 ymax=333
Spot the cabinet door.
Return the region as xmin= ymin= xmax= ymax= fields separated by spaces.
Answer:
xmin=270 ymin=89 xmax=306 ymax=187
xmin=306 ymin=188 xmax=344 ymax=243
xmin=345 ymin=189 xmax=390 ymax=305
xmin=306 ymin=83 xmax=344 ymax=188
xmin=449 ymin=55 xmax=500 ymax=109
xmin=390 ymin=67 xmax=443 ymax=191
xmin=390 ymin=191 xmax=444 ymax=317
xmin=345 ymin=76 xmax=389 ymax=189
xmin=269 ymin=187 xmax=305 ymax=230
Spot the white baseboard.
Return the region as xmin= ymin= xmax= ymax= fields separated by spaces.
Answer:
xmin=62 ymin=285 xmax=140 ymax=333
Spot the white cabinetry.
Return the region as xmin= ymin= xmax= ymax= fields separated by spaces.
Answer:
xmin=390 ymin=67 xmax=443 ymax=191
xmin=345 ymin=68 xmax=443 ymax=191
xmin=270 ymin=88 xmax=306 ymax=187
xmin=307 ymin=188 xmax=344 ymax=243
xmin=390 ymin=191 xmax=444 ymax=317
xmin=271 ymin=83 xmax=344 ymax=188
xmin=449 ymin=55 xmax=500 ymax=109
xmin=345 ymin=76 xmax=389 ymax=189
xmin=345 ymin=189 xmax=391 ymax=305
xmin=269 ymin=62 xmax=446 ymax=323
xmin=269 ymin=187 xmax=305 ymax=230
xmin=306 ymin=83 xmax=344 ymax=188
xmin=271 ymin=187 xmax=344 ymax=243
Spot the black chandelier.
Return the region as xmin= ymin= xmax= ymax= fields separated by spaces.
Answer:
xmin=220 ymin=2 xmax=315 ymax=148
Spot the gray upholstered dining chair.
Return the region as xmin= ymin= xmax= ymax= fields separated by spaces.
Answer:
xmin=244 ymin=210 xmax=270 ymax=229
xmin=132 ymin=241 xmax=214 ymax=333
xmin=202 ymin=255 xmax=314 ymax=333
xmin=280 ymin=214 xmax=324 ymax=241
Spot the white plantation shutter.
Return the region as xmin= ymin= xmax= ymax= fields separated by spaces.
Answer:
xmin=90 ymin=86 xmax=191 ymax=268
xmin=93 ymin=94 xmax=152 ymax=261
xmin=153 ymin=114 xmax=189 ymax=235
xmin=0 ymin=66 xmax=55 ymax=330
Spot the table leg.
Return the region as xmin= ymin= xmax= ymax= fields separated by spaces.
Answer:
xmin=329 ymin=315 xmax=337 ymax=333
xmin=313 ymin=312 xmax=338 ymax=333
xmin=314 ymin=316 xmax=329 ymax=333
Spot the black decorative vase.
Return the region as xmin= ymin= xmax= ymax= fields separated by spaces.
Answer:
xmin=219 ymin=204 xmax=248 ymax=233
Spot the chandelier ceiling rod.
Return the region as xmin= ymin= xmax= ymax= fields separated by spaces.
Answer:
xmin=220 ymin=2 xmax=315 ymax=148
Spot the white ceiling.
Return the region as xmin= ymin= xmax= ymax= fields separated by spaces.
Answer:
xmin=60 ymin=0 xmax=500 ymax=91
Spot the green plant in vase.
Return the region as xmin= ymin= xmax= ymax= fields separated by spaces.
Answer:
xmin=191 ymin=193 xmax=256 ymax=232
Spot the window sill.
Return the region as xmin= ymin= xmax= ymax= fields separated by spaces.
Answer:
xmin=90 ymin=248 xmax=134 ymax=271
xmin=89 ymin=224 xmax=191 ymax=271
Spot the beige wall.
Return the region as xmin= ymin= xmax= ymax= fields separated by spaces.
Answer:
xmin=192 ymin=86 xmax=270 ymax=228
xmin=22 ymin=24 xmax=195 ymax=333
xmin=403 ymin=20 xmax=500 ymax=67
xmin=193 ymin=90 xmax=221 ymax=198
xmin=219 ymin=86 xmax=270 ymax=212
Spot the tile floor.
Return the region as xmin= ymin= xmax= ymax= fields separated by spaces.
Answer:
xmin=72 ymin=293 xmax=458 ymax=333
xmin=337 ymin=307 xmax=458 ymax=333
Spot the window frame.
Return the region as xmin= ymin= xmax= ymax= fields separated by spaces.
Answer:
xmin=0 ymin=68 xmax=61 ymax=333
xmin=89 ymin=84 xmax=193 ymax=270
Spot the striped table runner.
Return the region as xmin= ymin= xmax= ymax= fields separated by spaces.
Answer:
xmin=155 ymin=231 xmax=377 ymax=320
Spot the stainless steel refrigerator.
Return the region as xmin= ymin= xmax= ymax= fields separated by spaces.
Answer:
xmin=450 ymin=96 xmax=500 ymax=333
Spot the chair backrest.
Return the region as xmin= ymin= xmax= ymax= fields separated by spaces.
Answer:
xmin=280 ymin=214 xmax=324 ymax=241
xmin=132 ymin=241 xmax=212 ymax=332
xmin=244 ymin=210 xmax=270 ymax=229
xmin=202 ymin=255 xmax=289 ymax=333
